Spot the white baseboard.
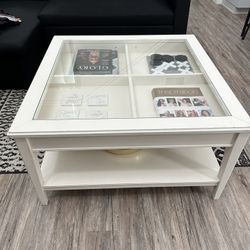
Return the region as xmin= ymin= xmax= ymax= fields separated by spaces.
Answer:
xmin=213 ymin=0 xmax=223 ymax=4
xmin=214 ymin=0 xmax=249 ymax=14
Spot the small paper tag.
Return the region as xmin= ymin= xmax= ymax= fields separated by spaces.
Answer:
xmin=87 ymin=94 xmax=108 ymax=106
xmin=55 ymin=109 xmax=79 ymax=119
xmin=85 ymin=110 xmax=108 ymax=119
xmin=61 ymin=93 xmax=83 ymax=106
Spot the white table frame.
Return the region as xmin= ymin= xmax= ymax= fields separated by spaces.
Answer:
xmin=8 ymin=35 xmax=250 ymax=205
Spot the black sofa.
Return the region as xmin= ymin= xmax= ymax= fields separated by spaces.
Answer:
xmin=0 ymin=0 xmax=191 ymax=89
xmin=0 ymin=0 xmax=47 ymax=89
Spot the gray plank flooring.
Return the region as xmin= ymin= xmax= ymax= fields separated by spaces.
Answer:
xmin=0 ymin=169 xmax=250 ymax=250
xmin=1 ymin=0 xmax=250 ymax=249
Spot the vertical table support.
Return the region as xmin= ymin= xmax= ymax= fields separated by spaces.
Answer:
xmin=214 ymin=133 xmax=249 ymax=199
xmin=15 ymin=138 xmax=48 ymax=205
xmin=241 ymin=8 xmax=250 ymax=40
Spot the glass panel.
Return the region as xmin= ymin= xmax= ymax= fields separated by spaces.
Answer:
xmin=34 ymin=39 xmax=230 ymax=120
xmin=127 ymin=42 xmax=201 ymax=75
xmin=52 ymin=42 xmax=128 ymax=75
xmin=132 ymin=75 xmax=227 ymax=118
xmin=35 ymin=76 xmax=133 ymax=120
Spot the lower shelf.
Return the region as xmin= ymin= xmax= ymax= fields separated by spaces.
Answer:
xmin=41 ymin=148 xmax=220 ymax=190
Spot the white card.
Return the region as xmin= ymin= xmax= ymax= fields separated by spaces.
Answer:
xmin=55 ymin=109 xmax=79 ymax=119
xmin=87 ymin=94 xmax=108 ymax=106
xmin=61 ymin=93 xmax=83 ymax=106
xmin=85 ymin=110 xmax=108 ymax=119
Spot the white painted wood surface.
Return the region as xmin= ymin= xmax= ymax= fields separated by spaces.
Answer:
xmin=41 ymin=148 xmax=219 ymax=190
xmin=29 ymin=133 xmax=235 ymax=151
xmin=15 ymin=139 xmax=48 ymax=205
xmin=214 ymin=133 xmax=250 ymax=199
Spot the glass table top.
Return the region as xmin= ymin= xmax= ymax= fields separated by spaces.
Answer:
xmin=34 ymin=38 xmax=230 ymax=120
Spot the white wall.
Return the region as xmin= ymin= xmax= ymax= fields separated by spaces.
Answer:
xmin=213 ymin=0 xmax=249 ymax=13
xmin=227 ymin=0 xmax=250 ymax=8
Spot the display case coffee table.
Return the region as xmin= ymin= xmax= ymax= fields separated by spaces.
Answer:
xmin=8 ymin=35 xmax=250 ymax=205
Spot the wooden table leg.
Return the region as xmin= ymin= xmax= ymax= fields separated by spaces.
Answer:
xmin=15 ymin=138 xmax=48 ymax=205
xmin=214 ymin=133 xmax=249 ymax=199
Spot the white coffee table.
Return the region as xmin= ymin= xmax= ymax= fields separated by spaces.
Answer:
xmin=8 ymin=35 xmax=250 ymax=205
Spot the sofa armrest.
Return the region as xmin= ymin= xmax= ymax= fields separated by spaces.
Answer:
xmin=168 ymin=0 xmax=191 ymax=34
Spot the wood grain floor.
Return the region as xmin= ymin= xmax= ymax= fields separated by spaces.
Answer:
xmin=1 ymin=0 xmax=250 ymax=249
xmin=0 ymin=168 xmax=250 ymax=250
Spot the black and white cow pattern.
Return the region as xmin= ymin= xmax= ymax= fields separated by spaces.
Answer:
xmin=213 ymin=147 xmax=250 ymax=167
xmin=0 ymin=90 xmax=28 ymax=173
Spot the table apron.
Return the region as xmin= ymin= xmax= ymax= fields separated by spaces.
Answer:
xmin=27 ymin=133 xmax=237 ymax=151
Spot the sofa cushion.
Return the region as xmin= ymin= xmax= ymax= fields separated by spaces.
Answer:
xmin=0 ymin=1 xmax=47 ymax=88
xmin=39 ymin=0 xmax=174 ymax=26
xmin=0 ymin=1 xmax=46 ymax=51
